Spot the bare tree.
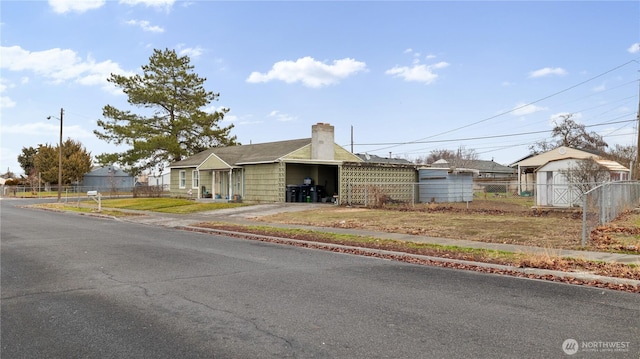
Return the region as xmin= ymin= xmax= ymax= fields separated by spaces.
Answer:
xmin=421 ymin=146 xmax=478 ymax=167
xmin=605 ymin=144 xmax=636 ymax=169
xmin=560 ymin=158 xmax=610 ymax=193
xmin=529 ymin=114 xmax=608 ymax=154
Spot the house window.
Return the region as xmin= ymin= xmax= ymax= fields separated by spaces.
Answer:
xmin=192 ymin=170 xmax=199 ymax=189
xmin=179 ymin=170 xmax=186 ymax=189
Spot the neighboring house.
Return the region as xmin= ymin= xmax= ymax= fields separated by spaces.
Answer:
xmin=430 ymin=159 xmax=515 ymax=178
xmin=83 ymin=166 xmax=135 ymax=192
xmin=510 ymin=146 xmax=629 ymax=207
xmin=144 ymin=171 xmax=171 ymax=190
xmin=355 ymin=153 xmax=414 ymax=165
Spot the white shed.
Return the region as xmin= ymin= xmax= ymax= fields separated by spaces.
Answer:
xmin=535 ymin=158 xmax=630 ymax=207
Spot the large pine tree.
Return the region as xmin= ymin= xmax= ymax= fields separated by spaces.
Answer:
xmin=95 ymin=48 xmax=237 ymax=175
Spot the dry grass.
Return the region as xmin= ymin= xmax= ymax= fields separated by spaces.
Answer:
xmin=256 ymin=199 xmax=639 ymax=253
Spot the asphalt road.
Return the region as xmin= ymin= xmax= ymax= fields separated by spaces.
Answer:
xmin=2 ymin=199 xmax=639 ymax=358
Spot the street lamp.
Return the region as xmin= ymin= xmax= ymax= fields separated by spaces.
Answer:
xmin=47 ymin=108 xmax=63 ymax=202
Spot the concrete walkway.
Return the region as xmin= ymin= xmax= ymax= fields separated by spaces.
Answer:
xmin=119 ymin=203 xmax=640 ymax=265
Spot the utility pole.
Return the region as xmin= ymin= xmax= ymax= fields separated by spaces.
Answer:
xmin=58 ymin=108 xmax=63 ymax=202
xmin=47 ymin=108 xmax=63 ymax=202
xmin=636 ymin=80 xmax=640 ymax=180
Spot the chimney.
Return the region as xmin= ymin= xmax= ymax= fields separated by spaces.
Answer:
xmin=311 ymin=123 xmax=334 ymax=160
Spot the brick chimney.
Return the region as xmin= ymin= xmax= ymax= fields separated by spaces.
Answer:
xmin=311 ymin=123 xmax=334 ymax=160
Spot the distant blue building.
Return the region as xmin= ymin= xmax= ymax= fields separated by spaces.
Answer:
xmin=82 ymin=166 xmax=135 ymax=192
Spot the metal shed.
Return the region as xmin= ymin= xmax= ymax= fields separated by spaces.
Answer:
xmin=418 ymin=167 xmax=474 ymax=203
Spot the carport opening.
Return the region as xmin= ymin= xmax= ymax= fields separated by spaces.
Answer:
xmin=285 ymin=163 xmax=338 ymax=203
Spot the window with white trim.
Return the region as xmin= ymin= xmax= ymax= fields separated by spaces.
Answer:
xmin=192 ymin=170 xmax=199 ymax=189
xmin=179 ymin=170 xmax=186 ymax=189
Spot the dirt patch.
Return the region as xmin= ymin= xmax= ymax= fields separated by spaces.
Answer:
xmin=249 ymin=199 xmax=638 ymax=253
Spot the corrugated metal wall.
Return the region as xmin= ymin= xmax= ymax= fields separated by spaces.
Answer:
xmin=418 ymin=169 xmax=473 ymax=203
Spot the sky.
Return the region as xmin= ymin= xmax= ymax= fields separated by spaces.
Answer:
xmin=1 ymin=0 xmax=639 ymax=176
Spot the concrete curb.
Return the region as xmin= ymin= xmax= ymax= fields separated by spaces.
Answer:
xmin=179 ymin=225 xmax=640 ymax=288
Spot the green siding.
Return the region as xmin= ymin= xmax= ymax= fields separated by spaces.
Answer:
xmin=201 ymin=154 xmax=229 ymax=169
xmin=243 ymin=163 xmax=281 ymax=203
xmin=285 ymin=145 xmax=311 ymax=159
xmin=334 ymin=144 xmax=362 ymax=161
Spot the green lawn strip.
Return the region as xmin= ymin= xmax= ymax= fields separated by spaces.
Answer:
xmin=197 ymin=222 xmax=638 ymax=279
xmin=33 ymin=203 xmax=136 ymax=217
xmin=98 ymin=198 xmax=248 ymax=214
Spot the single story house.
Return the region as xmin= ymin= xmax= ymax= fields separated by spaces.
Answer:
xmin=430 ymin=159 xmax=515 ymax=178
xmin=169 ymin=123 xmax=418 ymax=204
xmin=82 ymin=165 xmax=136 ymax=192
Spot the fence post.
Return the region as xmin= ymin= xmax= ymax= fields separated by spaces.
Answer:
xmin=581 ymin=195 xmax=587 ymax=247
xmin=412 ymin=183 xmax=415 ymax=207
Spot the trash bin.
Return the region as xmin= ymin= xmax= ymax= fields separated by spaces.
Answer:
xmin=286 ymin=185 xmax=299 ymax=202
xmin=310 ymin=186 xmax=317 ymax=202
xmin=299 ymin=185 xmax=310 ymax=203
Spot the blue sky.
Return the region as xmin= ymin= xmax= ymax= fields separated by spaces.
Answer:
xmin=1 ymin=0 xmax=639 ymax=176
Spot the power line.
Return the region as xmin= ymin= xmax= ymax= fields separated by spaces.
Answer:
xmin=368 ymin=59 xmax=639 ymax=153
xmin=351 ymin=118 xmax=636 ymax=147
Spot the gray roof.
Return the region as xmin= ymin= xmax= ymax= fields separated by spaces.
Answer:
xmin=467 ymin=160 xmax=515 ymax=173
xmin=355 ymin=153 xmax=414 ymax=165
xmin=84 ymin=166 xmax=131 ymax=177
xmin=170 ymin=138 xmax=312 ymax=168
xmin=431 ymin=159 xmax=515 ymax=174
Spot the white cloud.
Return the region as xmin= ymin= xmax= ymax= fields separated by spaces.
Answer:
xmin=550 ymin=112 xmax=582 ymax=125
xmin=627 ymin=42 xmax=640 ymax=54
xmin=511 ymin=103 xmax=547 ymax=116
xmin=0 ymin=78 xmax=16 ymax=109
xmin=126 ymin=19 xmax=164 ymax=33
xmin=0 ymin=96 xmax=16 ymax=109
xmin=178 ymin=46 xmax=203 ymax=58
xmin=385 ymin=61 xmax=449 ymax=84
xmin=0 ymin=46 xmax=132 ymax=94
xmin=202 ymin=105 xmax=228 ymax=114
xmin=49 ymin=0 xmax=105 ymax=14
xmin=119 ymin=0 xmax=175 ymax=11
xmin=268 ymin=110 xmax=296 ymax=122
xmin=528 ymin=67 xmax=567 ymax=78
xmin=246 ymin=56 xmax=367 ymax=88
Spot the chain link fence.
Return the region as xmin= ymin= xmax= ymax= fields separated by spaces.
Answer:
xmin=473 ymin=180 xmax=530 ymax=198
xmin=341 ymin=180 xmax=534 ymax=207
xmin=581 ymin=181 xmax=640 ymax=246
xmin=1 ymin=185 xmax=170 ymax=201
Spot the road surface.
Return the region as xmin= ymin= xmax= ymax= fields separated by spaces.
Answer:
xmin=2 ymin=199 xmax=639 ymax=358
